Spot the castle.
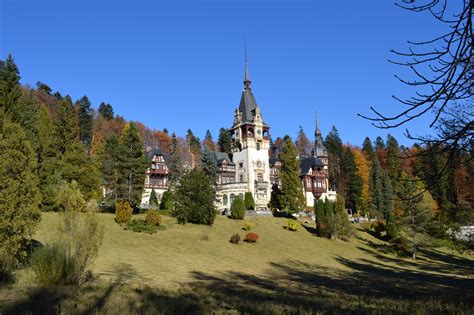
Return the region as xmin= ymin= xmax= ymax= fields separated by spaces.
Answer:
xmin=140 ymin=61 xmax=336 ymax=211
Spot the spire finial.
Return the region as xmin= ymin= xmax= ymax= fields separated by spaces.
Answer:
xmin=244 ymin=38 xmax=251 ymax=89
xmin=315 ymin=111 xmax=321 ymax=136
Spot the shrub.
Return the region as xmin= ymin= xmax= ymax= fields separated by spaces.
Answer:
xmin=372 ymin=220 xmax=385 ymax=237
xmin=125 ymin=219 xmax=157 ymax=234
xmin=230 ymin=197 xmax=245 ymax=219
xmin=54 ymin=181 xmax=86 ymax=212
xmin=242 ymin=221 xmax=254 ymax=231
xmin=145 ymin=210 xmax=161 ymax=226
xmin=230 ymin=233 xmax=241 ymax=244
xmin=149 ymin=189 xmax=159 ymax=209
xmin=286 ymin=220 xmax=299 ymax=231
xmin=115 ymin=200 xmax=132 ymax=224
xmin=160 ymin=191 xmax=174 ymax=211
xmin=244 ymin=232 xmax=259 ymax=243
xmin=244 ymin=192 xmax=255 ymax=210
xmin=31 ymin=208 xmax=103 ymax=285
xmin=173 ymin=169 xmax=216 ymax=225
xmin=30 ymin=243 xmax=75 ymax=286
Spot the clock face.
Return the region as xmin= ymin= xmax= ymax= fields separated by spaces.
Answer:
xmin=257 ymin=129 xmax=261 ymax=135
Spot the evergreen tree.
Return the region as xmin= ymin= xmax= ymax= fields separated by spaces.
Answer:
xmin=244 ymin=192 xmax=255 ymax=210
xmin=270 ymin=137 xmax=285 ymax=159
xmin=295 ymin=126 xmax=311 ymax=156
xmin=217 ymin=127 xmax=232 ymax=154
xmin=159 ymin=191 xmax=174 ymax=211
xmin=0 ymin=120 xmax=41 ymax=270
xmin=0 ymin=55 xmax=22 ymax=117
xmin=76 ymin=95 xmax=93 ymax=147
xmin=269 ymin=183 xmax=282 ymax=210
xmin=386 ymin=134 xmax=401 ymax=180
xmin=369 ymin=159 xmax=384 ymax=217
xmin=173 ymin=169 xmax=216 ymax=225
xmin=342 ymin=147 xmax=363 ymax=213
xmin=99 ymin=134 xmax=122 ymax=208
xmin=56 ymin=95 xmax=79 ymax=155
xmin=37 ymin=106 xmax=61 ymax=209
xmin=381 ymin=172 xmax=394 ymax=218
xmin=149 ymin=189 xmax=159 ymax=209
xmin=117 ymin=122 xmax=148 ymax=208
xmin=36 ymin=81 xmax=52 ymax=95
xmin=362 ymin=136 xmax=374 ymax=160
xmin=324 ymin=126 xmax=343 ymax=191
xmin=279 ymin=137 xmax=305 ymax=213
xmin=167 ymin=132 xmax=185 ymax=189
xmin=61 ymin=141 xmax=102 ymax=200
xmin=10 ymin=90 xmax=38 ymax=148
xmin=186 ymin=128 xmax=201 ymax=161
xmin=230 ymin=196 xmax=245 ymax=219
xmin=98 ymin=102 xmax=114 ymax=120
xmin=203 ymin=129 xmax=216 ymax=151
xmin=375 ymin=136 xmax=387 ymax=168
xmin=200 ymin=149 xmax=218 ymax=184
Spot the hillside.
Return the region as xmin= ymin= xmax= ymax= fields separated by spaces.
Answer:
xmin=1 ymin=213 xmax=473 ymax=314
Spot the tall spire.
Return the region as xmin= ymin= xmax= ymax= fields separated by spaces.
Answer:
xmin=243 ymin=39 xmax=251 ymax=89
xmin=315 ymin=111 xmax=321 ymax=136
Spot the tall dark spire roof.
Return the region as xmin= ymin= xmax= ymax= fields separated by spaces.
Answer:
xmin=314 ymin=111 xmax=327 ymax=157
xmin=238 ymin=51 xmax=258 ymax=123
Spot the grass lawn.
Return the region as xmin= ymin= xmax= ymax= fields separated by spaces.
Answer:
xmin=1 ymin=212 xmax=473 ymax=314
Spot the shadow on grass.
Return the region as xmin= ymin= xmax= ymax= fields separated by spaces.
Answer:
xmin=3 ymin=249 xmax=473 ymax=314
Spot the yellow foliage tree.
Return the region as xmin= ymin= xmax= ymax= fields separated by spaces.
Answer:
xmin=352 ymin=148 xmax=370 ymax=214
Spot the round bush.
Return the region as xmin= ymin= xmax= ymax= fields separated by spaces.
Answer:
xmin=145 ymin=210 xmax=161 ymax=226
xmin=115 ymin=200 xmax=132 ymax=224
xmin=230 ymin=197 xmax=245 ymax=219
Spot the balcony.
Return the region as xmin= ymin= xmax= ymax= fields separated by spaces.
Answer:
xmin=254 ymin=180 xmax=270 ymax=189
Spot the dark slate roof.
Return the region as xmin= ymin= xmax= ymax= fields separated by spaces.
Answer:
xmin=239 ymin=88 xmax=258 ymax=123
xmin=210 ymin=151 xmax=235 ymax=166
xmin=314 ymin=136 xmax=327 ymax=157
xmin=146 ymin=148 xmax=167 ymax=162
xmin=300 ymin=156 xmax=324 ymax=174
xmin=269 ymin=157 xmax=280 ymax=167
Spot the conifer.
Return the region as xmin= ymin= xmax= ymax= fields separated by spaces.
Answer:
xmin=279 ymin=137 xmax=305 ymax=213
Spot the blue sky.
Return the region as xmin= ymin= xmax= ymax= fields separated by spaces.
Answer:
xmin=1 ymin=0 xmax=445 ymax=146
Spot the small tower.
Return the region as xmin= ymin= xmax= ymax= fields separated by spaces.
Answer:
xmin=313 ymin=112 xmax=328 ymax=168
xmin=229 ymin=56 xmax=271 ymax=210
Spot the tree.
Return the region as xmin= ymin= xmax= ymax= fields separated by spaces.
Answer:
xmin=217 ymin=127 xmax=232 ymax=154
xmin=279 ymin=137 xmax=305 ymax=213
xmin=244 ymin=192 xmax=255 ymax=210
xmin=203 ymin=129 xmax=216 ymax=151
xmin=342 ymin=147 xmax=363 ymax=214
xmin=173 ymin=169 xmax=216 ymax=225
xmin=353 ymin=148 xmax=370 ymax=214
xmin=0 ymin=54 xmax=22 ymax=117
xmin=37 ymin=106 xmax=61 ymax=209
xmin=325 ymin=127 xmax=343 ymax=191
xmin=149 ymin=189 xmax=159 ymax=209
xmin=369 ymin=159 xmax=384 ymax=217
xmin=167 ymin=132 xmax=185 ymax=189
xmin=10 ymin=90 xmax=38 ymax=148
xmin=76 ymin=96 xmax=93 ymax=147
xmin=359 ymin=1 xmax=472 ymax=197
xmin=0 ymin=120 xmax=41 ymax=272
xmin=98 ymin=102 xmax=114 ymax=120
xmin=56 ymin=96 xmax=79 ymax=155
xmin=398 ymin=173 xmax=434 ymax=259
xmin=36 ymin=81 xmax=52 ymax=95
xmin=99 ymin=134 xmax=122 ymax=209
xmin=118 ymin=123 xmax=148 ymax=208
xmin=386 ymin=134 xmax=401 ymax=180
xmin=230 ymin=197 xmax=245 ymax=219
xmin=269 ymin=183 xmax=282 ymax=211
xmin=270 ymin=137 xmax=285 ymax=159
xmin=295 ymin=126 xmax=311 ymax=156
xmin=362 ymin=137 xmax=374 ymax=160
xmin=186 ymin=128 xmax=201 ymax=163
xmin=159 ymin=191 xmax=174 ymax=211
xmin=200 ymin=149 xmax=218 ymax=184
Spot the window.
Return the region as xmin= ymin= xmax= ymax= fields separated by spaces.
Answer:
xmin=230 ymin=194 xmax=236 ymax=204
xmin=239 ymin=193 xmax=244 ymax=199
xmin=239 ymin=162 xmax=243 ymax=168
xmin=223 ymin=194 xmax=228 ymax=205
xmin=257 ymin=142 xmax=261 ymax=150
xmin=240 ymin=175 xmax=244 ymax=182
xmin=257 ymin=173 xmax=263 ymax=182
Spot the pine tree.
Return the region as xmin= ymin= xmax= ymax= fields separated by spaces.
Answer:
xmin=369 ymin=159 xmax=384 ymax=217
xmin=324 ymin=126 xmax=343 ymax=191
xmin=149 ymin=189 xmax=159 ymax=209
xmin=0 ymin=55 xmax=22 ymax=117
xmin=362 ymin=136 xmax=374 ymax=160
xmin=200 ymin=149 xmax=218 ymax=184
xmin=217 ymin=127 xmax=232 ymax=154
xmin=186 ymin=128 xmax=201 ymax=161
xmin=279 ymin=137 xmax=305 ymax=213
xmin=76 ymin=95 xmax=93 ymax=147
xmin=381 ymin=172 xmax=394 ymax=218
xmin=342 ymin=147 xmax=363 ymax=213
xmin=10 ymin=90 xmax=38 ymax=148
xmin=0 ymin=120 xmax=41 ymax=270
xmin=98 ymin=102 xmax=114 ymax=120
xmin=99 ymin=134 xmax=122 ymax=208
xmin=244 ymin=192 xmax=255 ymax=210
xmin=230 ymin=196 xmax=245 ymax=219
xmin=37 ymin=106 xmax=62 ymax=209
xmin=118 ymin=122 xmax=148 ymax=208
xmin=173 ymin=169 xmax=216 ymax=225
xmin=56 ymin=95 xmax=79 ymax=155
xmin=167 ymin=132 xmax=185 ymax=189
xmin=386 ymin=134 xmax=401 ymax=180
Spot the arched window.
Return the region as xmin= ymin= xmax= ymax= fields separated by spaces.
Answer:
xmin=239 ymin=193 xmax=244 ymax=199
xmin=223 ymin=194 xmax=228 ymax=205
xmin=257 ymin=173 xmax=263 ymax=182
xmin=230 ymin=194 xmax=236 ymax=204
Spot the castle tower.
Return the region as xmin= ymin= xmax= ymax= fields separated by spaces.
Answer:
xmin=229 ymin=58 xmax=271 ymax=210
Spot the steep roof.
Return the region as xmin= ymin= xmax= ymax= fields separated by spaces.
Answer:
xmin=146 ymin=148 xmax=167 ymax=162
xmin=300 ymin=156 xmax=324 ymax=175
xmin=210 ymin=151 xmax=235 ymax=166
